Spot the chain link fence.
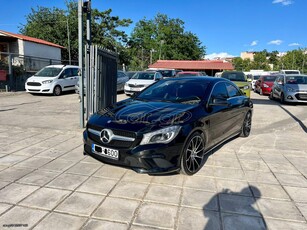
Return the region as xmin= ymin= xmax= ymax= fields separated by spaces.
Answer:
xmin=0 ymin=52 xmax=78 ymax=91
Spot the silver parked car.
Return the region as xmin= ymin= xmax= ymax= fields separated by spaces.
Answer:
xmin=270 ymin=74 xmax=307 ymax=103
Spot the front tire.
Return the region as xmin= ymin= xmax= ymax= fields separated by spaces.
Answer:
xmin=53 ymin=85 xmax=62 ymax=96
xmin=240 ymin=112 xmax=252 ymax=137
xmin=180 ymin=132 xmax=205 ymax=175
xmin=269 ymin=91 xmax=274 ymax=100
xmin=280 ymin=93 xmax=286 ymax=104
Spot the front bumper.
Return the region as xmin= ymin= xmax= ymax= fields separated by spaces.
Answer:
xmin=83 ymin=130 xmax=183 ymax=174
xmin=25 ymin=84 xmax=53 ymax=94
xmin=124 ymin=85 xmax=146 ymax=95
xmin=284 ymin=91 xmax=307 ymax=103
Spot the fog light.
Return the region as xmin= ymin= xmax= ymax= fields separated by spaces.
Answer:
xmin=287 ymin=95 xmax=293 ymax=100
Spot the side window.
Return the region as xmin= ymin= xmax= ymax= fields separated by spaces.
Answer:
xmin=60 ymin=69 xmax=70 ymax=78
xmin=210 ymin=82 xmax=228 ymax=103
xmin=226 ymin=83 xmax=242 ymax=97
xmin=72 ymin=68 xmax=79 ymax=76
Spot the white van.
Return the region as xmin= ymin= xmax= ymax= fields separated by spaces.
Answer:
xmin=25 ymin=65 xmax=79 ymax=96
xmin=280 ymin=70 xmax=301 ymax=74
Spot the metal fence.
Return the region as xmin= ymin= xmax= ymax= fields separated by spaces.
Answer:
xmin=83 ymin=45 xmax=118 ymax=121
xmin=0 ymin=52 xmax=78 ymax=91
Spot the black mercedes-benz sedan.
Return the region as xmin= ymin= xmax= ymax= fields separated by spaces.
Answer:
xmin=83 ymin=77 xmax=253 ymax=175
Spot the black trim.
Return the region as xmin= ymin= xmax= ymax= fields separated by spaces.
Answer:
xmin=64 ymin=85 xmax=75 ymax=88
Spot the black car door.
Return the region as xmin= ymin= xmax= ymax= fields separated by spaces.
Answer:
xmin=224 ymin=82 xmax=247 ymax=137
xmin=205 ymin=82 xmax=232 ymax=147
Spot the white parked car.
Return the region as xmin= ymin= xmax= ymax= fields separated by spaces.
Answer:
xmin=124 ymin=71 xmax=163 ymax=96
xmin=25 ymin=65 xmax=79 ymax=96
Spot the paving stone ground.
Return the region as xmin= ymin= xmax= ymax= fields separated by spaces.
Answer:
xmin=0 ymin=92 xmax=306 ymax=229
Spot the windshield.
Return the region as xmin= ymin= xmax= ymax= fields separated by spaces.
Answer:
xmin=263 ymin=76 xmax=277 ymax=82
xmin=285 ymin=76 xmax=307 ymax=84
xmin=34 ymin=67 xmax=63 ymax=77
xmin=221 ymin=72 xmax=246 ymax=82
xmin=132 ymin=72 xmax=155 ymax=80
xmin=136 ymin=79 xmax=209 ymax=104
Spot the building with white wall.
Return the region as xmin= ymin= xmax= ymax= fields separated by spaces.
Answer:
xmin=0 ymin=30 xmax=64 ymax=71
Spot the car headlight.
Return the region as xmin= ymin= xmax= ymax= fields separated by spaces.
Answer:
xmin=243 ymin=85 xmax=249 ymax=90
xmin=140 ymin=125 xmax=181 ymax=145
xmin=42 ymin=80 xmax=53 ymax=84
xmin=287 ymin=87 xmax=295 ymax=92
xmin=263 ymin=83 xmax=269 ymax=88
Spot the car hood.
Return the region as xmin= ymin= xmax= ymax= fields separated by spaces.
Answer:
xmin=127 ymin=79 xmax=156 ymax=86
xmin=87 ymin=99 xmax=197 ymax=133
xmin=285 ymin=84 xmax=307 ymax=91
xmin=27 ymin=76 xmax=56 ymax=83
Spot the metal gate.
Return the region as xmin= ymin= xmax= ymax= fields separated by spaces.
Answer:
xmin=83 ymin=45 xmax=118 ymax=123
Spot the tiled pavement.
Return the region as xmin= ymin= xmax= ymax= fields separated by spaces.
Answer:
xmin=0 ymin=93 xmax=306 ymax=229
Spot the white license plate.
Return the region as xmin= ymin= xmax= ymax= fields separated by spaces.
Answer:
xmin=92 ymin=144 xmax=119 ymax=160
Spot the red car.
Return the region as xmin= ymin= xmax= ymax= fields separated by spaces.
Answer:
xmin=254 ymin=75 xmax=277 ymax=95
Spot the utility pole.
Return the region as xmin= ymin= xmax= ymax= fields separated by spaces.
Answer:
xmin=159 ymin=40 xmax=164 ymax=60
xmin=78 ymin=0 xmax=84 ymax=128
xmin=66 ymin=18 xmax=71 ymax=65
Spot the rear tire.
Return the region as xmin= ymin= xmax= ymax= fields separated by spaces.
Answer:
xmin=240 ymin=112 xmax=252 ymax=137
xmin=53 ymin=85 xmax=62 ymax=96
xmin=180 ymin=132 xmax=205 ymax=176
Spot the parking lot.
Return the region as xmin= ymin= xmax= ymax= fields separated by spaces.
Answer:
xmin=0 ymin=91 xmax=306 ymax=229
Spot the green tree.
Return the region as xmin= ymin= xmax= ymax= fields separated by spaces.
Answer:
xmin=128 ymin=13 xmax=206 ymax=70
xmin=280 ymin=49 xmax=305 ymax=72
xmin=232 ymin=57 xmax=251 ymax=71
xmin=251 ymin=50 xmax=270 ymax=70
xmin=20 ymin=1 xmax=132 ymax=65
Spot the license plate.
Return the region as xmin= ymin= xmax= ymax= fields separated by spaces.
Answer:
xmin=92 ymin=144 xmax=119 ymax=160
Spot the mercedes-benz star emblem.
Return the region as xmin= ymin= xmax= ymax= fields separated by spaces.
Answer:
xmin=100 ymin=129 xmax=112 ymax=143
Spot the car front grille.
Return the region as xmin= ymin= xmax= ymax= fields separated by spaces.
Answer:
xmin=87 ymin=127 xmax=137 ymax=149
xmin=27 ymin=82 xmax=42 ymax=86
xmin=295 ymin=93 xmax=307 ymax=101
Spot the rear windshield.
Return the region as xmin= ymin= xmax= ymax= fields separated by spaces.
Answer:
xmin=34 ymin=67 xmax=63 ymax=77
xmin=253 ymin=75 xmax=260 ymax=80
xmin=221 ymin=72 xmax=246 ymax=82
xmin=177 ymin=73 xmax=199 ymax=77
xmin=157 ymin=70 xmax=174 ymax=77
xmin=284 ymin=71 xmax=300 ymax=74
xmin=263 ymin=76 xmax=277 ymax=82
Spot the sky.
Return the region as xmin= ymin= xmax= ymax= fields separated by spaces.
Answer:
xmin=1 ymin=0 xmax=306 ymax=59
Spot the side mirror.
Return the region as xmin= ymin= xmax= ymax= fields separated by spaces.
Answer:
xmin=247 ymin=78 xmax=252 ymax=82
xmin=277 ymin=81 xmax=284 ymax=85
xmin=209 ymin=97 xmax=229 ymax=106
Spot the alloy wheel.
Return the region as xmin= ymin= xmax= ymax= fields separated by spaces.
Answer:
xmin=182 ymin=134 xmax=205 ymax=175
xmin=241 ymin=112 xmax=252 ymax=137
